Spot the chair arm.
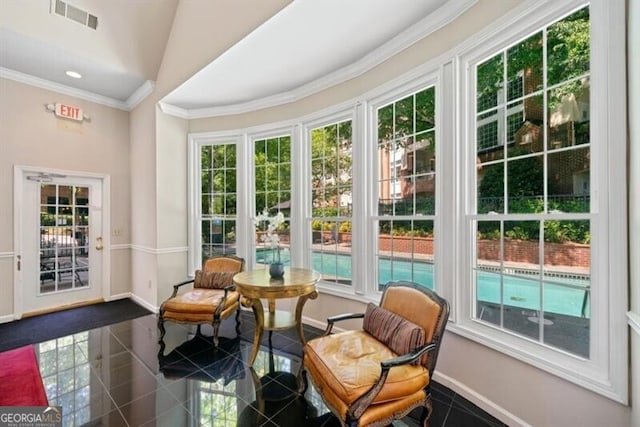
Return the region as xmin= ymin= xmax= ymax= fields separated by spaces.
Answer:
xmin=170 ymin=279 xmax=195 ymax=298
xmin=213 ymin=284 xmax=237 ymax=317
xmin=347 ymin=342 xmax=437 ymax=421
xmin=323 ymin=312 xmax=365 ymax=335
xmin=380 ymin=343 xmax=436 ymax=368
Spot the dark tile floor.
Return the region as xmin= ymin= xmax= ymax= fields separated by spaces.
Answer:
xmin=22 ymin=303 xmax=507 ymax=426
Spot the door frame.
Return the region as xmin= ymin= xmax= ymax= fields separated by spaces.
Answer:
xmin=13 ymin=165 xmax=111 ymax=319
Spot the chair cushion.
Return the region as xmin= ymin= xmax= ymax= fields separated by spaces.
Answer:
xmin=363 ymin=303 xmax=426 ymax=364
xmin=304 ymin=330 xmax=429 ymax=409
xmin=162 ymin=289 xmax=240 ymax=315
xmin=194 ymin=270 xmax=236 ymax=289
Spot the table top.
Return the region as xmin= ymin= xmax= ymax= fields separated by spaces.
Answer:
xmin=233 ymin=267 xmax=320 ymax=299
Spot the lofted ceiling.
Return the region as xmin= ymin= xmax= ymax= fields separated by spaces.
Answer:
xmin=0 ymin=0 xmax=476 ymax=115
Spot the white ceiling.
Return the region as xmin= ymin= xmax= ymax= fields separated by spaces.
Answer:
xmin=0 ymin=0 xmax=474 ymax=115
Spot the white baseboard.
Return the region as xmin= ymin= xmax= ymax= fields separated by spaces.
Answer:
xmin=300 ymin=315 xmax=326 ymax=331
xmin=432 ymin=371 xmax=531 ymax=427
xmin=0 ymin=314 xmax=15 ymax=324
xmin=109 ymin=292 xmax=132 ymax=301
xmin=301 ymin=315 xmax=348 ymax=333
xmin=129 ymin=293 xmax=159 ymax=314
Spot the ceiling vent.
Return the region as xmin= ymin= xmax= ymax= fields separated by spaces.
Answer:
xmin=51 ymin=0 xmax=98 ymax=30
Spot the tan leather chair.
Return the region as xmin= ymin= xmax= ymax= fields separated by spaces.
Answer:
xmin=158 ymin=255 xmax=244 ymax=348
xmin=300 ymin=281 xmax=449 ymax=427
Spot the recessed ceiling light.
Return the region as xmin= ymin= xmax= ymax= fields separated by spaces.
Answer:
xmin=65 ymin=70 xmax=82 ymax=79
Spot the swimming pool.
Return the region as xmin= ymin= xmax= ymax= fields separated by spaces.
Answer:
xmin=256 ymin=248 xmax=590 ymax=318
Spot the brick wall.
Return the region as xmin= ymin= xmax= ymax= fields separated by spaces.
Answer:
xmin=375 ymin=235 xmax=589 ymax=268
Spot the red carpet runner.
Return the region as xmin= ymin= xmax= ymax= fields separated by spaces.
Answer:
xmin=0 ymin=345 xmax=48 ymax=406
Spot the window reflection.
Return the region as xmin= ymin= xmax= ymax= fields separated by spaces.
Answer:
xmin=37 ymin=332 xmax=90 ymax=426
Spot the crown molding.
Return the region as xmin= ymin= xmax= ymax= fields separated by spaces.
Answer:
xmin=125 ymin=80 xmax=155 ymax=110
xmin=161 ymin=0 xmax=478 ymax=119
xmin=158 ymin=101 xmax=190 ymax=119
xmin=0 ymin=67 xmax=154 ymax=112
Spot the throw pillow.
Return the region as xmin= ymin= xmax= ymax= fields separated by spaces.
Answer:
xmin=363 ymin=303 xmax=426 ymax=364
xmin=194 ymin=270 xmax=236 ymax=289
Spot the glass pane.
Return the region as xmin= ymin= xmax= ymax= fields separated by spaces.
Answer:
xmin=508 ymin=94 xmax=544 ymax=156
xmin=225 ymin=194 xmax=237 ymax=215
xmin=476 ymin=53 xmax=504 ymax=112
xmin=201 ymin=145 xmax=211 ymax=170
xmin=507 ymin=32 xmax=543 ymax=100
xmin=547 ymin=7 xmax=590 ymax=87
xmin=201 ymin=194 xmax=210 ymax=215
xmin=225 ymin=144 xmax=236 ymax=165
xmin=507 ymin=155 xmax=543 ymax=213
xmin=476 ymin=118 xmax=500 ymax=154
xmin=266 ymin=138 xmax=279 ymax=163
xmin=505 ymin=220 xmax=540 ymax=266
xmin=548 ymin=147 xmax=590 ymax=212
xmin=210 ymin=196 xmax=223 ymax=215
xmin=548 ymin=78 xmax=590 ymax=150
xmin=378 ymin=104 xmax=394 ymax=143
xmin=415 ymin=87 xmax=435 ymax=133
xmin=279 ymin=165 xmax=291 ymax=191
xmin=477 ymin=162 xmax=504 ymax=214
xmin=211 ymin=172 xmax=225 ymax=192
xmin=542 ymin=218 xmax=590 ymax=358
xmin=414 ymin=131 xmax=435 ymax=174
xmin=395 ymin=95 xmax=414 ymax=138
xmin=280 ymin=136 xmax=291 ymax=162
xmin=543 ymin=282 xmax=589 ymax=357
xmin=503 ymin=276 xmax=541 ymax=341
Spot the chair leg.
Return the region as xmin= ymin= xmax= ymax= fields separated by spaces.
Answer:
xmin=158 ymin=315 xmax=166 ymax=343
xmin=297 ymin=367 xmax=309 ymax=394
xmin=421 ymin=396 xmax=433 ymax=427
xmin=212 ymin=319 xmax=220 ymax=347
xmin=235 ymin=306 xmax=241 ymax=336
xmin=157 ymin=315 xmax=167 ymax=355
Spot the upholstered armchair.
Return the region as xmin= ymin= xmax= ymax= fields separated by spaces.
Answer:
xmin=300 ymin=281 xmax=449 ymax=427
xmin=158 ymin=255 xmax=244 ymax=348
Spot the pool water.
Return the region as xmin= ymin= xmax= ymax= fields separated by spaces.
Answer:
xmin=256 ymin=248 xmax=590 ymax=318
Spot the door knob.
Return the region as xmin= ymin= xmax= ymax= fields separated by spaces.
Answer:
xmin=96 ymin=237 xmax=103 ymax=251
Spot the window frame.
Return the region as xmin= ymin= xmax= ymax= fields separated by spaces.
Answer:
xmin=452 ymin=0 xmax=628 ymax=403
xmin=301 ymin=107 xmax=359 ymax=297
xmin=187 ymin=131 xmax=244 ymax=273
xmin=250 ymin=130 xmax=294 ymax=270
xmin=367 ymin=76 xmax=441 ymax=297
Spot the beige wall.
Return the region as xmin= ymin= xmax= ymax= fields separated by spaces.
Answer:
xmin=0 ymin=77 xmax=131 ymax=316
xmin=129 ymin=95 xmax=158 ymax=307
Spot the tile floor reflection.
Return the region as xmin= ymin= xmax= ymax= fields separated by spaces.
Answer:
xmin=33 ymin=309 xmax=507 ymax=427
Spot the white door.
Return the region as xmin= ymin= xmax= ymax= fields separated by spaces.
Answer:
xmin=16 ymin=169 xmax=106 ymax=315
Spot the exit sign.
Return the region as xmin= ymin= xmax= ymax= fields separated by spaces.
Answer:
xmin=55 ymin=103 xmax=83 ymax=121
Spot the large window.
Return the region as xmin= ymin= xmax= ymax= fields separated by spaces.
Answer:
xmin=200 ymin=143 xmax=237 ymax=261
xmin=309 ymin=120 xmax=353 ymax=286
xmin=188 ymin=0 xmax=626 ymax=403
xmin=254 ymin=135 xmax=291 ymax=268
xmin=472 ymin=6 xmax=591 ymax=357
xmin=375 ymin=86 xmax=436 ymax=289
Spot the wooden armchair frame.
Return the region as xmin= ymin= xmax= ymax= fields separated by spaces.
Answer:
xmin=158 ymin=255 xmax=245 ymax=349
